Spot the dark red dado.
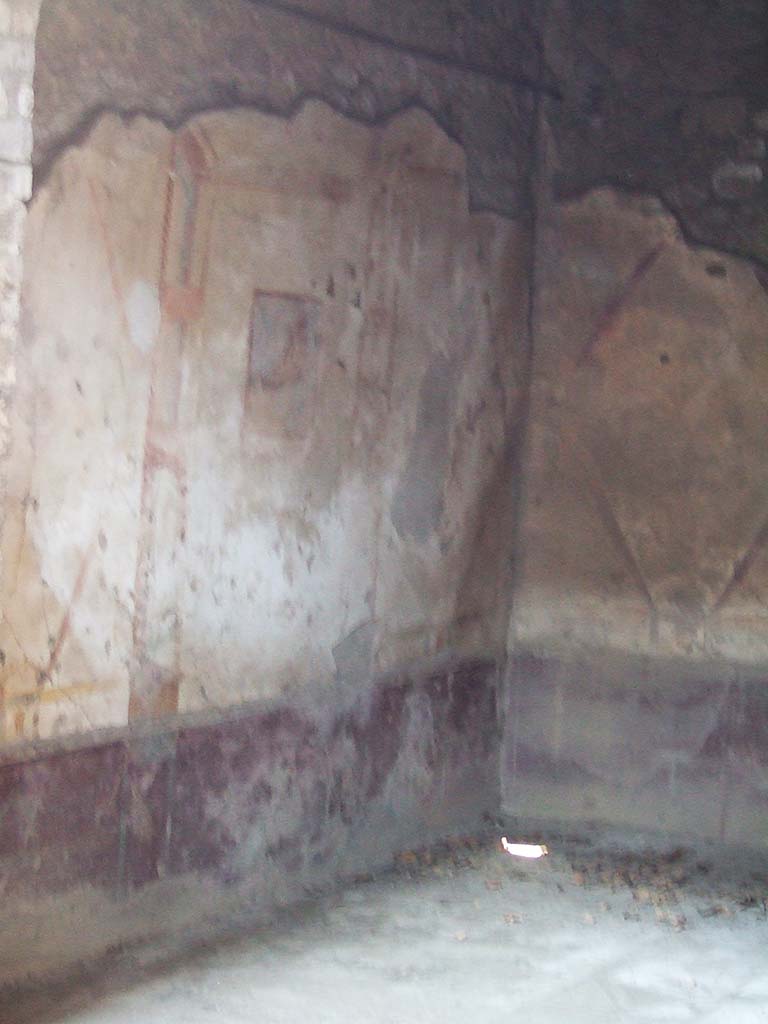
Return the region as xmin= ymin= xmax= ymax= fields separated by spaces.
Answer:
xmin=0 ymin=657 xmax=500 ymax=908
xmin=501 ymin=650 xmax=768 ymax=847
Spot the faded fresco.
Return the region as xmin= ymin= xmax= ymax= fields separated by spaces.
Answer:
xmin=515 ymin=188 xmax=768 ymax=663
xmin=0 ymin=103 xmax=527 ymax=741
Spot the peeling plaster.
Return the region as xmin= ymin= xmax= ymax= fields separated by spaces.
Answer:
xmin=1 ymin=101 xmax=526 ymax=742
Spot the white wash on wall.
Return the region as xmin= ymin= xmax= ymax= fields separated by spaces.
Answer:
xmin=0 ymin=103 xmax=527 ymax=741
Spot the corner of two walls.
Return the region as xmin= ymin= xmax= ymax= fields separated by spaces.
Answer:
xmin=4 ymin=0 xmax=768 ymax=987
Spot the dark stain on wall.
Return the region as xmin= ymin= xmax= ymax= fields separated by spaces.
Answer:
xmin=391 ymin=353 xmax=458 ymax=543
xmin=32 ymin=0 xmax=540 ymax=217
xmin=34 ymin=0 xmax=768 ymax=264
xmin=541 ymin=0 xmax=768 ymax=265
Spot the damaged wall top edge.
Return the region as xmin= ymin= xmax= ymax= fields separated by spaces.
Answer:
xmin=33 ymin=0 xmax=768 ymax=262
xmin=32 ymin=0 xmax=541 ymax=218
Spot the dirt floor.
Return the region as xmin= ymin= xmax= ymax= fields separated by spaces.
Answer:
xmin=4 ymin=826 xmax=768 ymax=1023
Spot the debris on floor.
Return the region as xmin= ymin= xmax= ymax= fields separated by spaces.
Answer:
xmin=4 ymin=826 xmax=768 ymax=1024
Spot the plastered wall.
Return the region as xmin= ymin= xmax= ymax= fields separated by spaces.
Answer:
xmin=515 ymin=185 xmax=768 ymax=664
xmin=3 ymin=0 xmax=768 ymax=988
xmin=4 ymin=0 xmax=768 ymax=838
xmin=0 ymin=102 xmax=527 ymax=742
xmin=502 ymin=4 xmax=768 ymax=843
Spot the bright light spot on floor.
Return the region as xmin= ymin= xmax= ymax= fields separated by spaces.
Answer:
xmin=501 ymin=837 xmax=549 ymax=859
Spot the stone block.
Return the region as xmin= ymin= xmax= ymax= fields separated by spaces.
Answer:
xmin=0 ymin=196 xmax=25 ymax=245
xmin=16 ymin=80 xmax=32 ymax=117
xmin=0 ymin=35 xmax=33 ymax=70
xmin=0 ymin=159 xmax=31 ymax=198
xmin=0 ymin=114 xmax=31 ymax=162
xmin=11 ymin=0 xmax=40 ymax=38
